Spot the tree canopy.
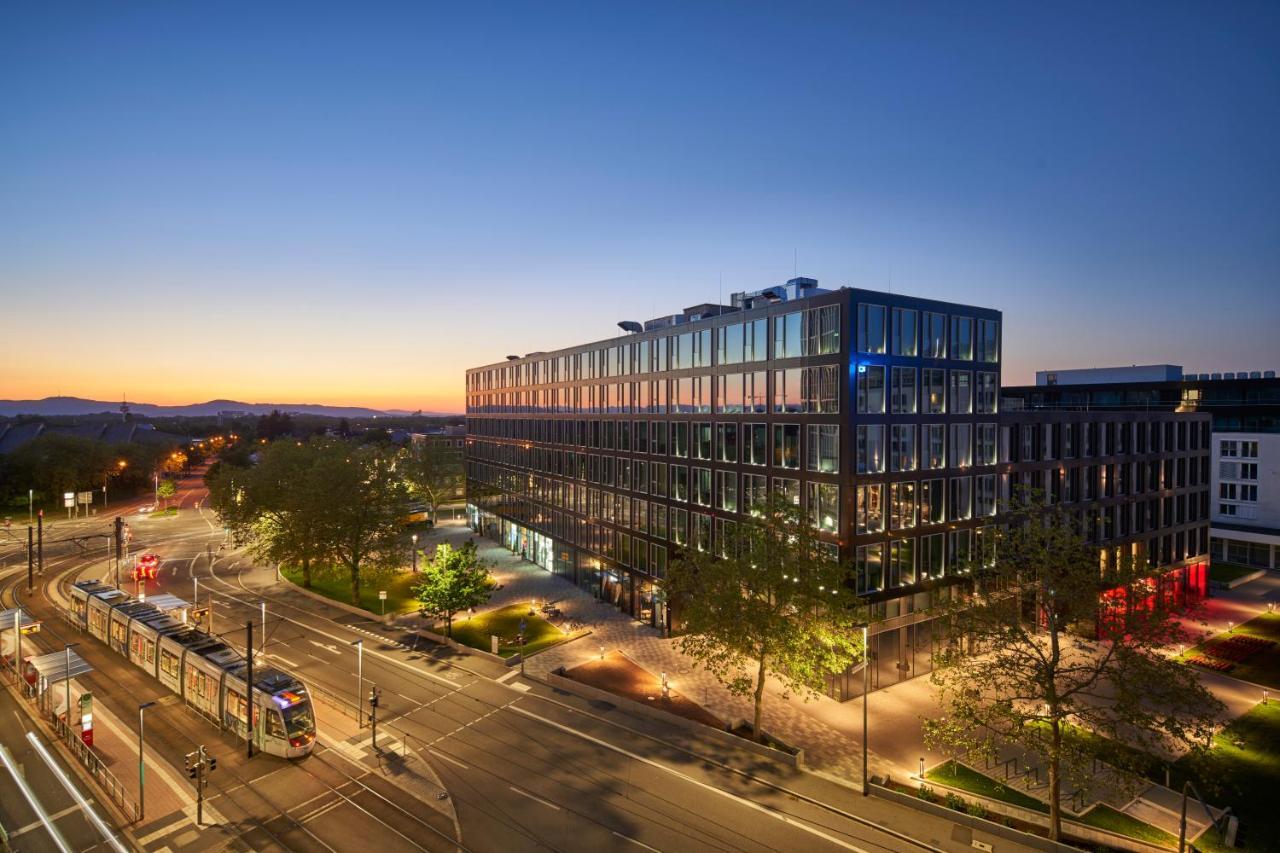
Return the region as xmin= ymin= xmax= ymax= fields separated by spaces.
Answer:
xmin=663 ymin=494 xmax=865 ymax=742
xmin=924 ymin=491 xmax=1223 ymax=841
xmin=412 ymin=541 xmax=494 ymax=637
xmin=400 ymin=439 xmax=463 ymax=522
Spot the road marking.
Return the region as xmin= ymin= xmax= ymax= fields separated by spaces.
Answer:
xmin=269 ymin=653 xmax=301 ymax=667
xmin=508 ymin=785 xmax=561 ymax=811
xmin=495 ymin=669 xmax=521 ymax=684
xmin=612 ymin=831 xmax=661 ymax=851
xmin=8 ymin=804 xmax=82 ymax=838
xmin=508 ymin=704 xmax=872 ymax=853
xmin=308 ymin=640 xmax=340 ymax=655
xmin=427 ymin=749 xmax=469 ymax=771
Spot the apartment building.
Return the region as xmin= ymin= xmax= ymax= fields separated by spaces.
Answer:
xmin=465 ymin=281 xmax=1209 ymax=696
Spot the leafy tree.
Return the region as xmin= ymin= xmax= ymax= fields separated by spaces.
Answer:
xmin=156 ymin=478 xmax=177 ymax=508
xmin=924 ymin=491 xmax=1223 ymax=842
xmin=663 ymin=494 xmax=865 ymax=742
xmin=413 ymin=542 xmax=494 ymax=637
xmin=255 ymin=409 xmax=294 ymax=442
xmin=401 ymin=439 xmax=463 ymax=523
xmin=313 ymin=444 xmax=409 ymax=604
xmin=207 ymin=441 xmax=331 ymax=588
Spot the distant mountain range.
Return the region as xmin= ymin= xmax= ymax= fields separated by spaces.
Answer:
xmin=0 ymin=396 xmax=458 ymax=419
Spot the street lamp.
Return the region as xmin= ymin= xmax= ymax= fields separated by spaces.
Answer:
xmin=28 ymin=488 xmax=33 ymax=524
xmin=63 ymin=644 xmax=78 ymax=732
xmin=260 ymin=602 xmax=266 ymax=654
xmin=351 ymin=639 xmax=363 ymax=727
xmin=862 ymin=625 xmax=869 ymax=797
xmin=411 ymin=534 xmax=418 ymax=573
xmin=138 ymin=701 xmax=156 ymax=821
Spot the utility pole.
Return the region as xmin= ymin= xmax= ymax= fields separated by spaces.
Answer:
xmin=245 ymin=621 xmax=254 ymax=759
xmin=114 ymin=517 xmax=124 ymax=588
xmin=369 ymin=686 xmax=380 ymax=750
xmin=185 ymin=745 xmax=215 ymax=825
xmin=862 ymin=625 xmax=869 ymax=797
xmin=27 ymin=526 xmax=33 ymax=592
xmin=37 ymin=511 xmax=43 ymax=576
xmin=352 ymin=639 xmax=363 ymax=727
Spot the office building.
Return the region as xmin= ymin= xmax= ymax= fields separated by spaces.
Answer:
xmin=466 ymin=281 xmax=1209 ymax=696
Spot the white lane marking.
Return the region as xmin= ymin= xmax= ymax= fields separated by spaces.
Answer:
xmin=8 ymin=804 xmax=82 ymax=838
xmin=0 ymin=742 xmax=73 ymax=853
xmin=270 ymin=653 xmax=301 ymax=668
xmin=308 ymin=640 xmax=340 ymax=655
xmin=508 ymin=705 xmax=871 ymax=853
xmin=495 ymin=669 xmax=521 ymax=684
xmin=612 ymin=831 xmax=661 ymax=852
xmin=25 ymin=733 xmax=130 ymax=853
xmin=508 ymin=785 xmax=561 ymax=811
xmin=427 ymin=749 xmax=469 ymax=771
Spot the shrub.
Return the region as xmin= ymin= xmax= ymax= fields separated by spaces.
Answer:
xmin=917 ymin=784 xmax=938 ymax=803
xmin=945 ymin=792 xmax=967 ymax=812
xmin=967 ymin=801 xmax=988 ymax=818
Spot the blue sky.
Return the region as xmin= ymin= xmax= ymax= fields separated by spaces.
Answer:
xmin=2 ymin=2 xmax=1277 ymax=409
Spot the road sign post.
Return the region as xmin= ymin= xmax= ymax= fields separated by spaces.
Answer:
xmin=379 ymin=590 xmax=387 ymax=618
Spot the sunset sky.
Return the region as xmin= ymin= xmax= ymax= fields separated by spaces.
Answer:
xmin=3 ymin=3 xmax=1277 ymax=414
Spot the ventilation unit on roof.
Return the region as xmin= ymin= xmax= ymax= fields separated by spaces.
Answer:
xmin=618 ymin=321 xmax=643 ymax=334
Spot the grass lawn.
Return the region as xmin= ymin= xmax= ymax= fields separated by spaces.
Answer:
xmin=281 ymin=566 xmax=420 ymax=615
xmin=448 ymin=604 xmax=570 ymax=657
xmin=924 ymin=761 xmax=1048 ymax=812
xmin=1183 ymin=612 xmax=1280 ymax=688
xmin=1078 ymin=804 xmax=1177 ymax=848
xmin=1168 ymin=699 xmax=1280 ymax=852
xmin=1210 ymin=562 xmax=1264 ymax=584
xmin=145 ymin=507 xmax=179 ymax=519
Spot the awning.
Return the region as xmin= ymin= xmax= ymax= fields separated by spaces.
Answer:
xmin=25 ymin=649 xmax=93 ymax=683
xmin=0 ymin=608 xmax=39 ymax=632
xmin=143 ymin=594 xmax=190 ymax=613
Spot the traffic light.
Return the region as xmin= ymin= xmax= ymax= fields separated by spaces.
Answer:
xmin=185 ymin=750 xmax=199 ymax=779
xmin=368 ymin=687 xmax=380 ymax=709
xmin=207 ymin=755 xmax=217 ymax=773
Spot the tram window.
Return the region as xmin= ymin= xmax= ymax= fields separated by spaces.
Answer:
xmin=161 ymin=650 xmax=180 ymax=678
xmin=266 ymin=711 xmax=287 ymax=739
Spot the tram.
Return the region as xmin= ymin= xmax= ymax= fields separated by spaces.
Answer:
xmin=66 ymin=579 xmax=316 ymax=758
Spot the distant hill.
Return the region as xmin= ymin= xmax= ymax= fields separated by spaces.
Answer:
xmin=0 ymin=396 xmax=458 ymax=419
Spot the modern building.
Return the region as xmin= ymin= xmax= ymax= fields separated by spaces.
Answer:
xmin=1005 ymin=369 xmax=1280 ymax=574
xmin=466 ymin=280 xmax=1210 ymax=696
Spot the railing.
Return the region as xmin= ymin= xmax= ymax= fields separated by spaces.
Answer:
xmin=308 ymin=681 xmax=420 ymax=760
xmin=51 ymin=715 xmax=140 ymax=823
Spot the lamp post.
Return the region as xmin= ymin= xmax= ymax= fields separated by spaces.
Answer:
xmin=411 ymin=534 xmax=418 ymax=573
xmin=63 ymin=644 xmax=78 ymax=731
xmin=138 ymin=701 xmax=156 ymax=821
xmin=862 ymin=625 xmax=869 ymax=797
xmin=352 ymin=639 xmax=363 ymax=727
xmin=154 ymin=473 xmax=159 ymax=509
xmin=260 ymin=602 xmax=266 ymax=654
xmin=28 ymin=488 xmax=33 ymax=524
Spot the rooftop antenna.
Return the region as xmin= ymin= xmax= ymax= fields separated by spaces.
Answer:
xmin=718 ymin=272 xmax=723 ymax=306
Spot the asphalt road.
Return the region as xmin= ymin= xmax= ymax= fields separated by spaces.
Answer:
xmin=0 ymin=466 xmax=1027 ymax=853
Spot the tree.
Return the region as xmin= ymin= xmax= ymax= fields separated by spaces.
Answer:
xmin=401 ymin=439 xmax=463 ymax=524
xmin=207 ymin=440 xmax=331 ymax=589
xmin=255 ymin=409 xmax=294 ymax=442
xmin=662 ymin=494 xmax=865 ymax=742
xmin=412 ymin=542 xmax=494 ymax=637
xmin=924 ymin=491 xmax=1224 ymax=842
xmin=156 ymin=479 xmax=177 ymax=509
xmin=314 ymin=444 xmax=409 ymax=604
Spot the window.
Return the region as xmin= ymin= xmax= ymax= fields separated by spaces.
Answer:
xmin=889 ymin=539 xmax=916 ymax=586
xmin=977 ymin=319 xmax=999 ymax=363
xmin=693 ymin=467 xmax=712 ymax=506
xmin=921 ymin=533 xmax=945 ymax=579
xmin=950 ymin=316 xmax=973 ymax=360
xmin=926 ymin=424 xmax=946 ymax=469
xmin=806 ymin=424 xmax=840 ymax=473
xmin=890 ymin=424 xmax=916 ymax=472
xmin=892 ymin=307 xmax=917 ymax=356
xmin=651 ymin=462 xmax=668 ymax=497
xmin=802 ymin=365 xmax=840 ymax=413
xmin=652 ymin=421 xmax=667 ymax=455
xmin=856 ymin=484 xmax=884 ymax=534
xmin=718 ymin=323 xmax=744 ymax=365
xmin=716 ymin=470 xmax=738 ymax=513
xmin=949 ymin=476 xmax=972 ymax=520
xmin=773 ymin=424 xmax=800 ymax=469
xmin=806 ymin=305 xmax=842 ymax=355
xmin=693 ymin=422 xmax=712 ymax=459
xmin=808 ymin=482 xmax=839 ymax=532
xmin=950 ymin=423 xmax=972 ymax=468
xmin=743 ymin=474 xmax=768 ymax=515
xmin=856 ymin=424 xmax=885 ymax=474
xmin=857 ymin=365 xmax=885 ymax=414
xmin=744 ymin=424 xmax=768 ymax=465
xmin=891 ymin=481 xmax=916 ymax=529
xmin=920 ymin=478 xmax=945 ymax=524
xmin=692 ymin=329 xmax=712 ymax=368
xmin=891 ymin=366 xmax=917 ymax=414
xmin=671 ymin=466 xmax=689 ymax=502
xmin=976 ymin=372 xmax=997 ymax=414
xmin=949 ymin=370 xmax=972 ymax=415
xmin=857 ymin=304 xmax=887 ymax=353
xmin=922 ymin=311 xmax=946 ymax=358
xmin=773 ymin=476 xmax=801 ymax=505
xmin=976 ymin=473 xmax=996 ymax=516
xmin=773 ymin=368 xmax=804 ymax=413
xmin=774 ymin=311 xmax=803 ymax=359
xmin=949 ymin=529 xmax=972 ymax=572
xmin=856 ymin=544 xmax=884 ymax=594
xmin=671 ymin=509 xmax=688 ymax=545
xmin=716 ymin=423 xmax=738 ymax=462
xmin=671 ymin=421 xmax=689 ymax=457
xmin=924 ymin=368 xmax=946 ymax=414
xmin=747 ymin=318 xmax=768 ymax=361
xmin=976 ymin=423 xmax=997 ymax=465
xmin=694 ymin=513 xmax=712 ymax=552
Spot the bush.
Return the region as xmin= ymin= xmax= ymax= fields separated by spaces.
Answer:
xmin=945 ymin=792 xmax=967 ymax=812
xmin=967 ymin=801 xmax=988 ymax=819
xmin=917 ymin=784 xmax=938 ymax=803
